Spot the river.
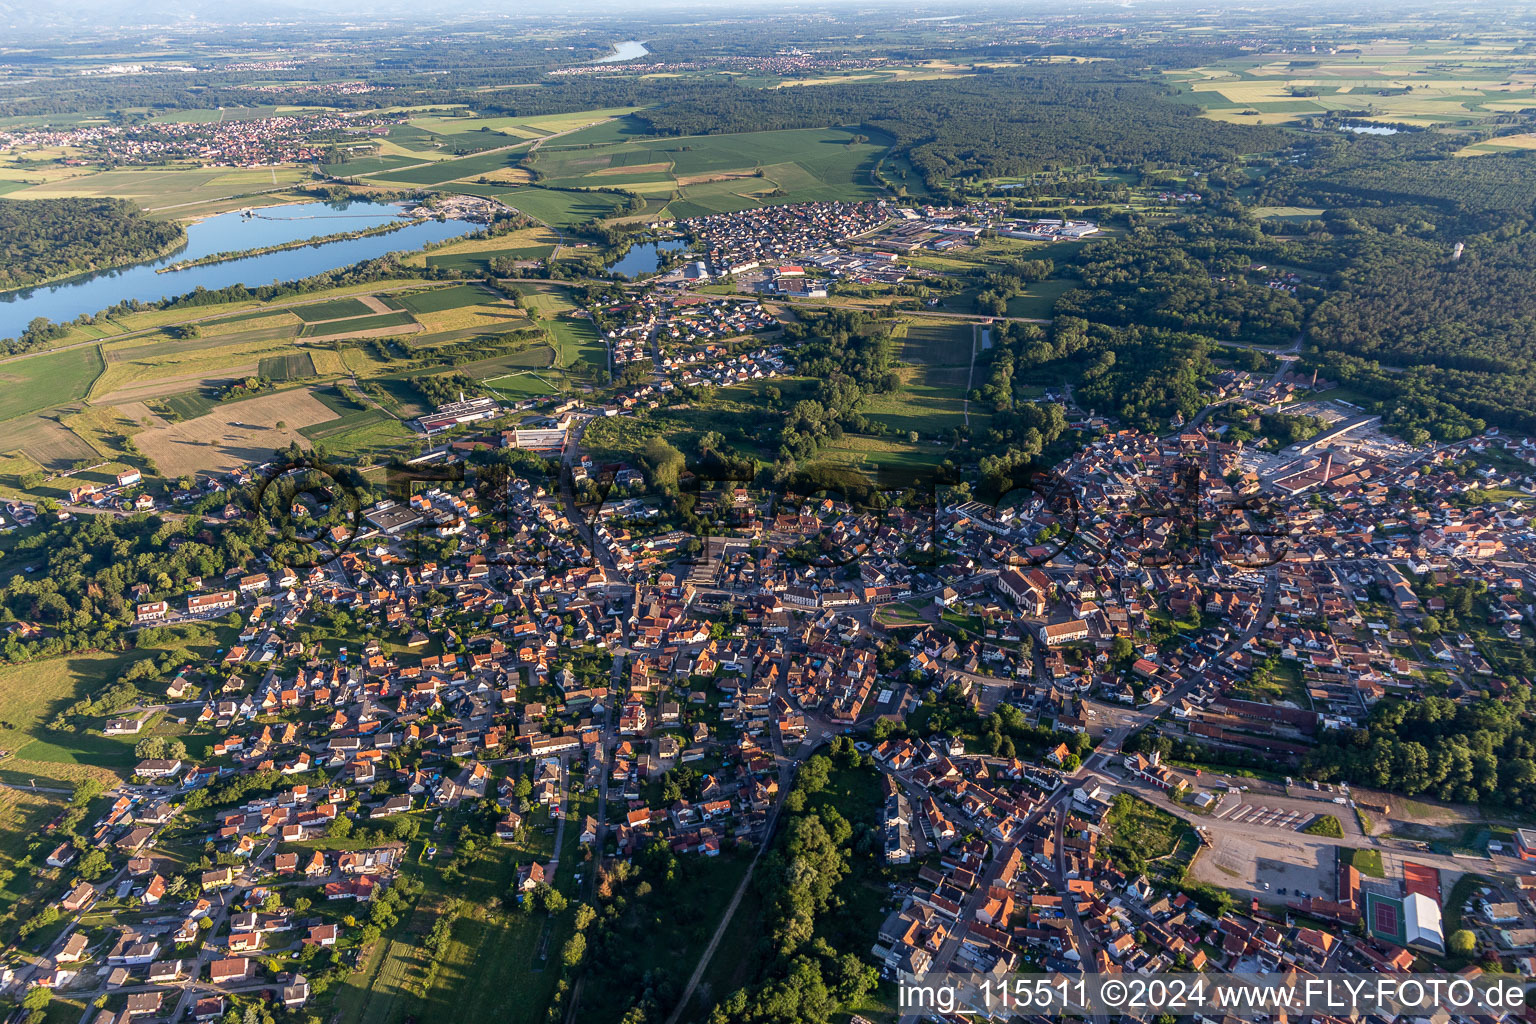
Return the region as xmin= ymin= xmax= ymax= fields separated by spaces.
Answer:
xmin=595 ymin=40 xmax=649 ymax=63
xmin=0 ymin=199 xmax=480 ymax=339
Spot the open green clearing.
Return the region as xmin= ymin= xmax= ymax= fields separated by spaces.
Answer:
xmin=1106 ymin=794 xmax=1190 ymax=863
xmin=0 ymin=651 xmax=173 ymax=784
xmin=1005 ymin=277 xmax=1078 ymax=319
xmin=860 ymin=320 xmax=973 ymax=436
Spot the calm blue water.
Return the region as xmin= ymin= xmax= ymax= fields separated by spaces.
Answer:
xmin=595 ymin=40 xmax=649 ymax=63
xmin=1340 ymin=125 xmax=1401 ymax=135
xmin=0 ymin=200 xmax=479 ymax=338
xmin=608 ymin=239 xmax=688 ymax=278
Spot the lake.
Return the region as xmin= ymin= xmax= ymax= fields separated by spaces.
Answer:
xmin=1339 ymin=124 xmax=1402 ymax=135
xmin=608 ymin=239 xmax=688 ymax=278
xmin=0 ymin=200 xmax=480 ymax=339
xmin=595 ymin=40 xmax=649 ymax=63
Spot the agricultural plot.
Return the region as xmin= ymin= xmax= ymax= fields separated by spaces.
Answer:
xmin=258 ymin=352 xmax=318 ymax=380
xmin=413 ymin=308 xmax=531 ymax=335
xmin=409 ymin=107 xmax=639 ymax=142
xmin=293 ymin=298 xmax=377 ymax=323
xmin=409 ymin=225 xmax=557 ymax=267
xmin=321 ymin=153 xmax=419 ymax=176
xmin=199 ymin=311 xmax=300 ymax=337
xmin=535 ymin=114 xmax=656 ymax=150
xmin=0 ymin=344 xmax=103 ymax=423
xmin=364 ymin=145 xmax=531 ymax=186
xmin=425 ymin=245 xmax=554 ymax=273
xmin=151 ymin=390 xmax=218 ymax=422
xmin=530 ymin=127 xmax=889 ymax=213
xmin=0 ymin=414 xmax=97 ymax=470
xmin=1174 ymin=53 xmax=1536 ymax=126
xmin=1456 ymin=132 xmax=1536 ymax=155
xmin=298 ymin=311 xmax=419 ymax=338
xmin=470 ymin=187 xmax=629 ymax=228
xmin=133 ymin=387 xmax=342 ymax=477
xmin=91 ymin=330 xmax=297 ymax=402
xmin=8 ymin=165 xmax=310 ymax=214
xmin=395 ymin=283 xmax=504 ymax=314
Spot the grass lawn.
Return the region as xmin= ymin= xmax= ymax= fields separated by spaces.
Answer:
xmin=0 ymin=651 xmax=159 ymax=785
xmin=545 ymin=315 xmax=606 ymax=376
xmin=1350 ymin=847 xmax=1385 ymax=877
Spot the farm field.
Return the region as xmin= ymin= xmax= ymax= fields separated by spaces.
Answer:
xmin=298 ymin=311 xmax=419 ymax=338
xmin=132 ymin=386 xmax=341 ymax=477
xmin=0 ymin=415 xmax=98 ymax=473
xmin=258 ymin=351 xmax=318 ymax=380
xmin=6 ymin=165 xmax=311 ymax=216
xmin=91 ymin=328 xmax=300 ymax=401
xmin=417 ymin=226 xmax=561 ymax=272
xmin=293 ymin=298 xmax=377 ymax=323
xmin=395 ymin=283 xmax=505 ymax=314
xmin=0 ymin=344 xmax=104 ymax=423
xmin=362 ymin=144 xmax=533 ymax=186
xmin=442 ymin=185 xmax=629 ymax=228
xmin=1170 ymin=51 xmax=1536 ymax=126
xmin=406 ymin=106 xmax=640 ymax=142
xmin=1456 ymin=132 xmax=1536 ymax=155
xmin=527 ymin=126 xmax=889 ymax=214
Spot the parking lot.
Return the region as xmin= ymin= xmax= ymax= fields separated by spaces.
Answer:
xmin=1215 ymin=799 xmax=1318 ymax=832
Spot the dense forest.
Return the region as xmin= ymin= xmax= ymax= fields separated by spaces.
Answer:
xmin=1303 ymin=693 xmax=1536 ymax=810
xmin=633 ymin=70 xmax=1291 ymax=187
xmin=1309 ymin=232 xmax=1536 ymax=373
xmin=1056 ymin=221 xmax=1312 ymax=346
xmin=0 ymin=197 xmax=184 ymax=291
